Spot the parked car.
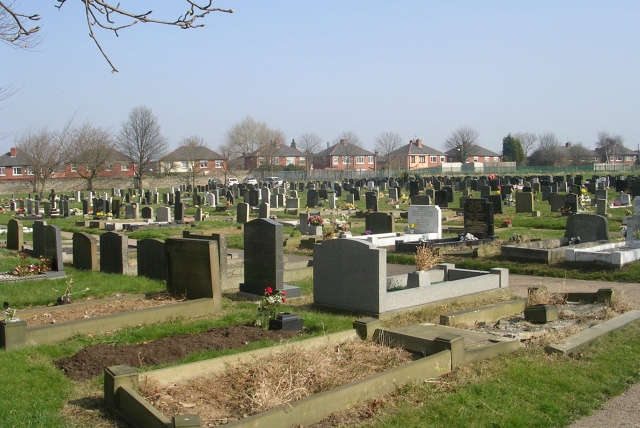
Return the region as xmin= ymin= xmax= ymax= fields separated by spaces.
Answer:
xmin=208 ymin=178 xmax=222 ymax=185
xmin=243 ymin=176 xmax=258 ymax=185
xmin=226 ymin=177 xmax=239 ymax=186
xmin=263 ymin=176 xmax=284 ymax=186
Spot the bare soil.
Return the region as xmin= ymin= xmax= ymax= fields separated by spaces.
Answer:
xmin=25 ymin=293 xmax=183 ymax=328
xmin=55 ymin=325 xmax=302 ymax=381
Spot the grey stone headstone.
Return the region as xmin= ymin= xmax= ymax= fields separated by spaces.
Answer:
xmin=516 ymin=192 xmax=534 ymax=213
xmin=7 ymin=219 xmax=23 ymax=251
xmin=44 ymin=225 xmax=64 ymax=273
xmin=165 ymin=238 xmax=222 ymax=308
xmin=99 ymin=232 xmax=129 ymax=274
xmin=365 ymin=212 xmax=395 ymax=234
xmin=32 ymin=220 xmax=47 ymax=258
xmin=236 ymin=202 xmax=250 ymax=224
xmin=72 ymin=232 xmax=98 ymax=271
xmin=549 ymin=193 xmax=565 ymax=213
xmin=156 ymin=206 xmax=171 ymax=222
xmin=564 ymin=214 xmax=610 ymax=243
xmin=408 ymin=205 xmax=441 ymax=235
xmin=258 ymin=202 xmax=270 ymax=218
xmin=182 ymin=231 xmax=228 ymax=287
xmin=411 ymin=195 xmax=431 ymax=205
xmin=137 ymin=238 xmax=166 ymax=281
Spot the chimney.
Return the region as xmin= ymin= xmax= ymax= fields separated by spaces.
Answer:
xmin=274 ymin=139 xmax=281 ymax=148
xmin=565 ymin=142 xmax=571 ymax=147
xmin=416 ymin=139 xmax=423 ymax=148
xmin=327 ymin=142 xmax=330 ymax=149
xmin=340 ymin=139 xmax=348 ymax=146
xmin=10 ymin=147 xmax=18 ymax=157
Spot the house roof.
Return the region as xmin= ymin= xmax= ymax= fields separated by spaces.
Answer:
xmin=594 ymin=145 xmax=638 ymax=156
xmin=389 ymin=141 xmax=446 ymax=156
xmin=161 ymin=146 xmax=224 ymax=162
xmin=244 ymin=142 xmax=306 ymax=158
xmin=0 ymin=149 xmax=32 ymax=167
xmin=316 ymin=141 xmax=375 ymax=157
xmin=444 ymin=145 xmax=501 ymax=157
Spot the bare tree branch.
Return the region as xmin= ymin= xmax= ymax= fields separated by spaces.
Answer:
xmin=298 ymin=132 xmax=322 ymax=176
xmin=443 ymin=126 xmax=479 ymax=162
xmin=374 ymin=131 xmax=403 ymax=178
xmin=177 ymin=134 xmax=209 ymax=189
xmin=63 ymin=121 xmax=116 ymax=190
xmin=1 ymin=1 xmax=233 ymax=72
xmin=596 ymin=131 xmax=624 ymax=164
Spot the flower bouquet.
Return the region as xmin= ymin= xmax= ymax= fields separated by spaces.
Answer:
xmin=256 ymin=287 xmax=286 ymax=329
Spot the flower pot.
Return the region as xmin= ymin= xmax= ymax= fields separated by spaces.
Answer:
xmin=309 ymin=225 xmax=323 ymax=236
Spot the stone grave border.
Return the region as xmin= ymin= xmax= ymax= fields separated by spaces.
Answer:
xmin=0 ymin=293 xmax=218 ymax=349
xmin=501 ymin=238 xmax=611 ymax=265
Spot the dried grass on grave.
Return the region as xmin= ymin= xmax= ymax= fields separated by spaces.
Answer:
xmin=527 ymin=285 xmax=567 ymax=306
xmin=414 ymin=243 xmax=443 ymax=271
xmin=141 ymin=339 xmax=413 ymax=426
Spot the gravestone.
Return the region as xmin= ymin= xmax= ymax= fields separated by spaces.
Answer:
xmin=434 ymin=190 xmax=448 ymax=208
xmin=480 ymin=185 xmax=491 ymax=198
xmin=365 ymin=212 xmax=395 ymax=234
xmin=44 ymin=225 xmax=65 ymax=277
xmin=564 ymin=193 xmax=578 ymax=214
xmin=141 ymin=207 xmax=154 ymax=220
xmin=236 ymin=202 xmax=250 ymax=223
xmin=137 ymin=239 xmax=167 ymax=281
xmin=182 ymin=231 xmax=228 ymax=287
xmin=285 ymin=198 xmax=299 ymax=214
xmin=125 ymin=204 xmax=139 ymax=220
xmin=408 ymin=205 xmax=441 ymax=236
xmin=515 ymin=192 xmax=534 ymax=213
xmin=307 ymin=190 xmax=319 ymax=208
xmin=156 ymin=206 xmax=171 ymax=222
xmin=270 ymin=194 xmax=279 ymax=209
xmin=411 ymin=195 xmax=431 ymax=205
xmin=31 ymin=220 xmax=47 ymax=258
xmin=463 ymin=198 xmax=494 ymax=238
xmin=165 ymin=238 xmax=222 ymax=308
xmin=487 ymin=194 xmax=503 ymax=215
xmin=564 ymin=214 xmax=610 ymax=243
xmin=239 ymin=218 xmax=301 ymax=297
xmin=7 ymin=219 xmax=23 ymax=251
xmin=258 ymin=202 xmax=270 ymax=218
xmin=112 ymin=199 xmax=121 ymax=219
xmin=388 ymin=188 xmax=399 ymax=202
xmin=541 ymin=186 xmax=551 ymax=201
xmin=365 ymin=192 xmax=378 ymax=212
xmin=350 ymin=188 xmax=360 ymax=201
xmin=596 ymin=199 xmax=607 ymax=216
xmin=409 ymin=181 xmax=419 ymax=197
xmin=72 ymin=232 xmax=98 ymax=271
xmin=549 ymin=193 xmax=565 ymax=213
xmin=99 ymin=232 xmax=129 ymax=274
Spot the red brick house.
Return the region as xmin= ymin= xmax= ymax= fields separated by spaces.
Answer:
xmin=313 ymin=139 xmax=376 ymax=172
xmin=243 ymin=139 xmax=306 ymax=170
xmin=445 ymin=145 xmax=502 ymax=163
xmin=159 ymin=146 xmax=226 ymax=175
xmin=388 ymin=139 xmax=446 ymax=170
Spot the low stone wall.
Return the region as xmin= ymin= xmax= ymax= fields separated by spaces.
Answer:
xmin=501 ymin=239 xmax=610 ymax=265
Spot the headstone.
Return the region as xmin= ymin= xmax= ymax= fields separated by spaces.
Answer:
xmin=549 ymin=193 xmax=565 ymax=213
xmin=388 ymin=188 xmax=399 ymax=202
xmin=463 ymin=198 xmax=494 ymax=238
xmin=72 ymin=232 xmax=98 ymax=271
xmin=487 ymin=194 xmax=503 ymax=215
xmin=564 ymin=214 xmax=610 ymax=243
xmin=236 ymin=202 xmax=250 ymax=224
xmin=564 ymin=193 xmax=578 ymax=214
xmin=99 ymin=232 xmax=129 ymax=274
xmin=285 ymin=198 xmax=299 ymax=214
xmin=7 ymin=219 xmax=23 ymax=251
xmin=239 ymin=219 xmax=301 ymax=297
xmin=365 ymin=212 xmax=395 ymax=234
xmin=44 ymin=225 xmax=65 ymax=276
xmin=182 ymin=231 xmax=228 ymax=288
xmin=596 ymin=199 xmax=607 ymax=216
xmin=411 ymin=195 xmax=431 ymax=205
xmin=307 ymin=190 xmax=319 ymax=208
xmin=126 ymin=204 xmax=139 ymax=220
xmin=541 ymin=186 xmax=551 ymax=201
xmin=137 ymin=239 xmax=167 ymax=281
xmin=434 ymin=190 xmax=448 ymax=208
xmin=141 ymin=207 xmax=154 ymax=220
xmin=165 ymin=238 xmax=222 ymax=307
xmin=32 ymin=220 xmax=47 ymax=258
xmin=408 ymin=205 xmax=442 ymax=236
xmin=156 ymin=206 xmax=171 ymax=222
xmin=480 ymin=185 xmax=491 ymax=198
xmin=365 ymin=192 xmax=378 ymax=212
xmin=258 ymin=202 xmax=270 ymax=218
xmin=515 ymin=192 xmax=534 ymax=213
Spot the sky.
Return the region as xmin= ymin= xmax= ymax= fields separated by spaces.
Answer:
xmin=2 ymin=1 xmax=639 ymax=156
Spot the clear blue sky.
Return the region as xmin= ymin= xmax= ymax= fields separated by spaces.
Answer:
xmin=2 ymin=1 xmax=639 ymax=155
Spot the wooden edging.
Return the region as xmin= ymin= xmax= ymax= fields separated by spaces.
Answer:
xmin=546 ymin=310 xmax=640 ymax=355
xmin=27 ymin=298 xmax=215 ymax=346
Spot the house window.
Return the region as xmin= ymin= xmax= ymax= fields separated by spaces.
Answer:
xmin=181 ymin=161 xmax=189 ymax=169
xmin=333 ymin=156 xmax=339 ymax=165
xmin=215 ymin=160 xmax=223 ymax=169
xmin=419 ymin=156 xmax=425 ymax=163
xmin=0 ymin=167 xmax=4 ymax=176
xmin=299 ymin=158 xmax=306 ymax=165
xmin=473 ymin=156 xmax=479 ymax=162
xmin=106 ymin=163 xmax=113 ymax=171
xmin=70 ymin=163 xmax=77 ymax=172
xmin=616 ymin=156 xmax=622 ymax=161
xmin=494 ymin=157 xmax=499 ymax=161
xmin=342 ymin=156 xmax=350 ymax=164
xmin=625 ymin=156 xmax=634 ymax=161
xmin=286 ymin=157 xmax=295 ymax=165
xmin=440 ymin=156 xmax=445 ymax=162
xmin=13 ymin=167 xmax=22 ymax=175
xmin=430 ymin=156 xmax=437 ymax=163
xmin=356 ymin=156 xmax=364 ymax=164
xmin=411 ymin=156 xmax=416 ymax=163
xmin=271 ymin=157 xmax=279 ymax=164
xmin=27 ymin=167 xmax=34 ymax=175
xmin=484 ymin=157 xmax=489 ymax=162
xmin=368 ymin=156 xmax=374 ymax=164
xmin=200 ymin=160 xmax=208 ymax=168
xmin=121 ymin=163 xmax=129 ymax=171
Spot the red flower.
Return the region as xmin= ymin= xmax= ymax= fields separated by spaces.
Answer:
xmin=265 ymin=287 xmax=273 ymax=294
xmin=282 ymin=297 xmax=287 ymax=303
xmin=282 ymin=291 xmax=286 ymax=296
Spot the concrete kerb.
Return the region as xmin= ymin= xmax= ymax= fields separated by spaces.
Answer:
xmin=546 ymin=310 xmax=640 ymax=355
xmin=440 ymin=298 xmax=527 ymax=326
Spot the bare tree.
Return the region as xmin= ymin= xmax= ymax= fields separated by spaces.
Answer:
xmin=512 ymin=132 xmax=537 ymax=166
xmin=443 ymin=126 xmax=479 ymax=163
xmin=0 ymin=1 xmax=233 ymax=72
xmin=531 ymin=132 xmax=560 ymax=166
xmin=178 ymin=135 xmax=209 ymax=189
xmin=596 ymin=132 xmax=624 ymax=164
xmin=568 ymin=142 xmax=595 ymax=165
xmin=117 ymin=106 xmax=167 ymax=191
xmin=298 ymin=132 xmax=322 ymax=176
xmin=225 ymin=116 xmax=271 ymax=155
xmin=64 ymin=122 xmax=116 ymax=191
xmin=374 ymin=131 xmax=403 ymax=178
xmin=16 ymin=124 xmax=70 ymax=192
xmin=217 ymin=141 xmax=238 ymax=184
xmin=332 ymin=131 xmax=363 ymax=147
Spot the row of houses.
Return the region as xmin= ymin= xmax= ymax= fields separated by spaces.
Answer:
xmin=1 ymin=139 xmax=635 ymax=182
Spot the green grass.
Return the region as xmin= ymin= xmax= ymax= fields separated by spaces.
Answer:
xmin=364 ymin=323 xmax=640 ymax=428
